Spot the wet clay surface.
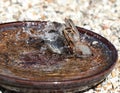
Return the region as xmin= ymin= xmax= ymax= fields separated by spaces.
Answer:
xmin=0 ymin=22 xmax=112 ymax=81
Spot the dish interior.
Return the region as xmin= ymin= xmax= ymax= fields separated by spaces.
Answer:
xmin=0 ymin=22 xmax=113 ymax=81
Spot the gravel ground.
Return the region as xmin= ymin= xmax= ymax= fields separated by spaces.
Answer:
xmin=0 ymin=0 xmax=120 ymax=93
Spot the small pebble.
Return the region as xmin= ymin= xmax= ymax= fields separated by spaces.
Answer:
xmin=92 ymin=41 xmax=98 ymax=45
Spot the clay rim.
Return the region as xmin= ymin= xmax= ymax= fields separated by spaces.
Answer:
xmin=0 ymin=21 xmax=118 ymax=87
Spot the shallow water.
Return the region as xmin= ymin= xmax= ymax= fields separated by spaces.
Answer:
xmin=0 ymin=22 xmax=112 ymax=81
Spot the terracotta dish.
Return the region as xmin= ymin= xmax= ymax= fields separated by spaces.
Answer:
xmin=0 ymin=21 xmax=118 ymax=93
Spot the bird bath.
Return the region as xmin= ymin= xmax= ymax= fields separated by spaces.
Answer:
xmin=0 ymin=20 xmax=118 ymax=93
